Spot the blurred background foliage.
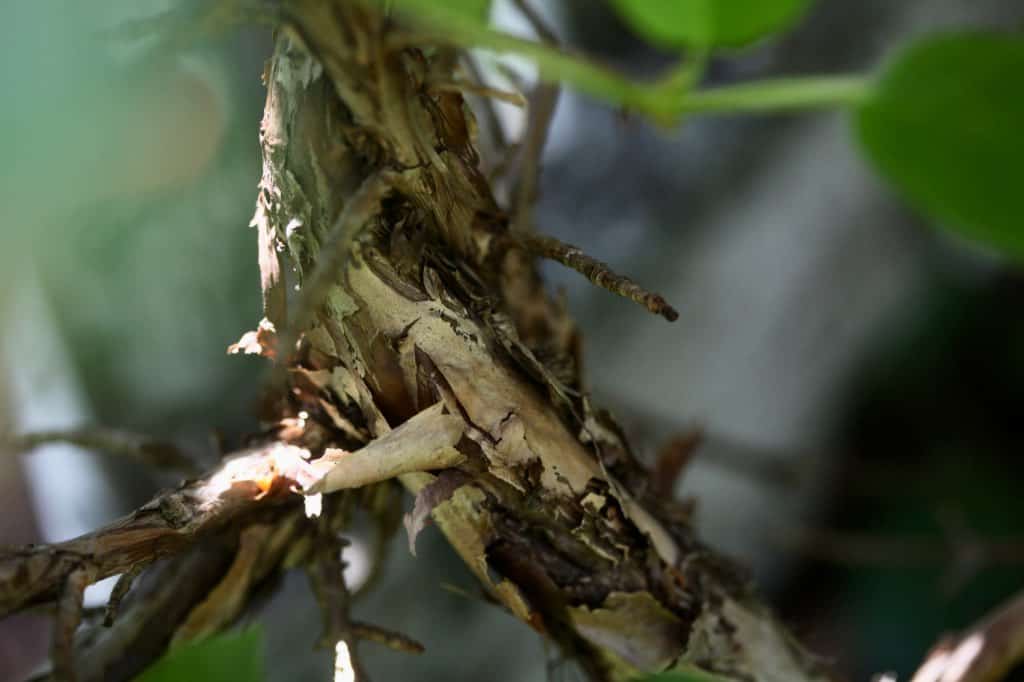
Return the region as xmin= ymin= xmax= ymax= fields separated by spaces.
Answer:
xmin=1 ymin=1 xmax=1022 ymax=681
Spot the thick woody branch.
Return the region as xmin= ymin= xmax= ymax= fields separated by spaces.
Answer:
xmin=2 ymin=417 xmax=471 ymax=622
xmin=5 ymin=1 xmax=827 ymax=680
xmin=243 ymin=2 xmax=822 ymax=678
xmin=0 ymin=408 xmax=470 ymax=625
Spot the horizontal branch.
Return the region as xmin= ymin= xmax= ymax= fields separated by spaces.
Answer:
xmin=0 ymin=403 xmax=469 ymax=623
xmin=7 ymin=427 xmax=200 ymax=475
xmin=0 ymin=441 xmax=305 ymax=618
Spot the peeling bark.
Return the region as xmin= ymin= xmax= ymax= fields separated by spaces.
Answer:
xmin=252 ymin=2 xmax=825 ymax=680
xmin=0 ymin=2 xmax=827 ymax=680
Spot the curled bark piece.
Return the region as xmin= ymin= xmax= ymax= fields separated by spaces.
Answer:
xmin=306 ymin=403 xmax=466 ymax=494
xmin=911 ymin=588 xmax=1024 ymax=682
xmin=403 ymin=470 xmax=471 ymax=556
xmin=568 ymin=591 xmax=686 ymax=672
xmin=227 ymin=318 xmax=278 ymax=359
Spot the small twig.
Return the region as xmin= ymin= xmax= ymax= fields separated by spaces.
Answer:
xmin=270 ymin=171 xmax=396 ymax=384
xmin=513 ymin=232 xmax=679 ymax=321
xmin=510 ymin=83 xmax=559 ymax=232
xmin=651 ymin=429 xmax=703 ymax=499
xmin=508 ymin=0 xmax=560 ymax=233
xmin=7 ymin=427 xmax=199 ymax=476
xmin=911 ymin=588 xmax=1024 ymax=682
xmin=64 ymin=547 xmax=236 ymax=682
xmin=351 ymin=621 xmax=424 ymax=654
xmin=54 ymin=568 xmax=90 ymax=682
xmin=308 ymin=500 xmax=366 ymax=682
xmin=462 ymin=55 xmax=509 ymax=152
xmin=308 ymin=497 xmax=422 ymax=680
xmin=102 ymin=565 xmax=144 ymax=627
xmin=429 ymin=80 xmax=526 ymax=107
xmin=353 ymin=484 xmax=403 ymax=601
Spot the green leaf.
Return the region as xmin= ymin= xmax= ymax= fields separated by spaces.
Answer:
xmin=449 ymin=0 xmax=492 ymax=21
xmin=855 ymin=32 xmax=1024 ymax=260
xmin=389 ymin=0 xmax=491 ymax=24
xmin=133 ymin=628 xmax=265 ymax=682
xmin=609 ymin=0 xmax=814 ymax=49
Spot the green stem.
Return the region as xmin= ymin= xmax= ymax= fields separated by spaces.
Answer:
xmin=386 ymin=1 xmax=871 ymax=121
xmin=677 ymin=75 xmax=872 ymax=115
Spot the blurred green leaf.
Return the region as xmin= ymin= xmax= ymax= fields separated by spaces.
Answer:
xmin=134 ymin=628 xmax=264 ymax=682
xmin=449 ymin=0 xmax=492 ymax=21
xmin=855 ymin=32 xmax=1024 ymax=260
xmin=388 ymin=0 xmax=491 ymax=24
xmin=609 ymin=0 xmax=814 ymax=49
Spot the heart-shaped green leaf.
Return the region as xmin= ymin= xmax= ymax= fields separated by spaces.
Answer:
xmin=134 ymin=628 xmax=264 ymax=682
xmin=609 ymin=0 xmax=814 ymax=49
xmin=855 ymin=32 xmax=1024 ymax=260
xmin=389 ymin=0 xmax=491 ymax=24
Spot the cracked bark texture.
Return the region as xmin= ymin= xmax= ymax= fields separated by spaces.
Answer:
xmin=253 ymin=1 xmax=824 ymax=680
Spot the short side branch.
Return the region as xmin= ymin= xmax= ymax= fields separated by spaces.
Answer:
xmin=514 ymin=232 xmax=679 ymax=321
